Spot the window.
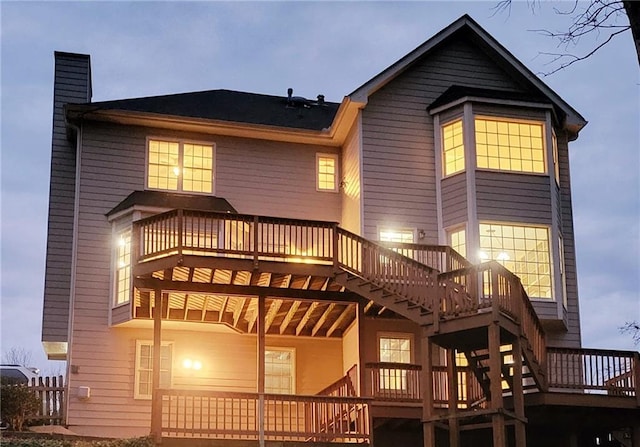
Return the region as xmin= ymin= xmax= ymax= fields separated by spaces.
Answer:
xmin=475 ymin=118 xmax=545 ymax=174
xmin=265 ymin=348 xmax=295 ymax=394
xmin=115 ymin=230 xmax=131 ymax=306
xmin=447 ymin=227 xmax=466 ymax=258
xmin=552 ymin=129 xmax=560 ymax=185
xmin=316 ymin=153 xmax=338 ymax=192
xmin=148 ymin=139 xmax=213 ymax=193
xmin=379 ymin=228 xmax=414 ymax=244
xmin=479 ymin=223 xmax=552 ymax=299
xmin=135 ymin=341 xmax=172 ymax=399
xmin=378 ymin=335 xmax=412 ymax=391
xmin=442 ymin=120 xmax=465 ymax=176
xmin=558 ymin=236 xmax=567 ymax=308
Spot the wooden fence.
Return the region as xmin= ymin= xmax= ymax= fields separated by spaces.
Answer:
xmin=27 ymin=375 xmax=65 ymax=425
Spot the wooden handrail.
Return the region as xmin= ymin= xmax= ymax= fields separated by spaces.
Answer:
xmin=379 ymin=241 xmax=471 ymax=272
xmin=316 ymin=364 xmax=358 ymax=397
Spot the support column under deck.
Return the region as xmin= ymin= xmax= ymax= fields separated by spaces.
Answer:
xmin=151 ymin=288 xmax=163 ymax=444
xmin=489 ymin=322 xmax=506 ymax=447
xmin=257 ymin=295 xmax=266 ymax=447
xmin=421 ymin=330 xmax=436 ymax=447
xmin=447 ymin=349 xmax=460 ymax=447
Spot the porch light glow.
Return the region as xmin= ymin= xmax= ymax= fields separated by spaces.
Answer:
xmin=496 ymin=252 xmax=510 ymax=261
xmin=182 ymin=358 xmax=202 ymax=370
xmin=478 ymin=250 xmax=490 ymax=260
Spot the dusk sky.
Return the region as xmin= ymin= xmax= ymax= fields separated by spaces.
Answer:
xmin=1 ymin=1 xmax=638 ymax=373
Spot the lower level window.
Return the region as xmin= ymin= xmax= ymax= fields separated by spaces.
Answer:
xmin=114 ymin=230 xmax=131 ymax=306
xmin=265 ymin=348 xmax=295 ymax=394
xmin=135 ymin=341 xmax=173 ymax=399
xmin=479 ymin=222 xmax=552 ymax=299
xmin=379 ymin=335 xmax=412 ymax=391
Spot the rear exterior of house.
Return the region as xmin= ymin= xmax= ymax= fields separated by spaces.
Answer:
xmin=42 ymin=15 xmax=639 ymax=447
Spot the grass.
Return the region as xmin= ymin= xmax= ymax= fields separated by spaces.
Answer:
xmin=0 ymin=433 xmax=154 ymax=447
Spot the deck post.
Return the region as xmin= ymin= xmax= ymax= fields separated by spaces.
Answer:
xmin=421 ymin=329 xmax=436 ymax=447
xmin=512 ymin=336 xmax=527 ymax=447
xmin=257 ymin=295 xmax=266 ymax=447
xmin=151 ymin=288 xmax=163 ymax=444
xmin=633 ymin=352 xmax=640 ymax=407
xmin=177 ymin=209 xmax=183 ymax=257
xmin=447 ymin=349 xmax=460 ymax=447
xmin=358 ymin=301 xmax=367 ymax=397
xmin=489 ymin=322 xmax=506 ymax=447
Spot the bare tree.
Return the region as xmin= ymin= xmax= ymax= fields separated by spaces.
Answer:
xmin=620 ymin=321 xmax=640 ymax=345
xmin=495 ymin=1 xmax=639 ymax=74
xmin=1 ymin=346 xmax=34 ymax=366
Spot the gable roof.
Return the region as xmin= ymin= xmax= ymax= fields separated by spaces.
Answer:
xmin=107 ymin=190 xmax=237 ymax=218
xmin=349 ymin=14 xmax=587 ymax=137
xmin=73 ymin=89 xmax=340 ymax=132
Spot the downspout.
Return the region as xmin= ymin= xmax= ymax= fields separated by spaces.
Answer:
xmin=64 ymin=118 xmax=82 ymax=427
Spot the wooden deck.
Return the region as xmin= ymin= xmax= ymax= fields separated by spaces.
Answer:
xmin=127 ymin=209 xmax=639 ymax=444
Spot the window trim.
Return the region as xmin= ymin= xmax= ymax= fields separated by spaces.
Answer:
xmin=378 ymin=227 xmax=416 ymax=244
xmin=316 ymin=153 xmax=339 ymax=192
xmin=113 ymin=229 xmax=132 ymax=308
xmin=134 ymin=340 xmax=173 ymax=400
xmin=265 ymin=347 xmax=296 ymax=395
xmin=377 ymin=332 xmax=414 ymax=364
xmin=446 ymin=225 xmax=467 ymax=259
xmin=145 ymin=136 xmax=216 ymax=195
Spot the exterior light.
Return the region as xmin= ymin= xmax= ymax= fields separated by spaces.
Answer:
xmin=182 ymin=358 xmax=202 ymax=370
xmin=193 ymin=361 xmax=202 ymax=370
xmin=182 ymin=359 xmax=193 ymax=369
xmin=478 ymin=251 xmax=489 ymax=260
xmin=173 ymin=167 xmax=180 ymax=176
xmin=496 ymin=252 xmax=510 ymax=261
xmin=118 ymin=237 xmax=126 ymax=247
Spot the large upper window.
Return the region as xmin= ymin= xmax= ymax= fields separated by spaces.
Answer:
xmin=148 ymin=139 xmax=214 ymax=193
xmin=442 ymin=120 xmax=465 ymax=176
xmin=475 ymin=118 xmax=545 ymax=174
xmin=479 ymin=222 xmax=552 ymax=299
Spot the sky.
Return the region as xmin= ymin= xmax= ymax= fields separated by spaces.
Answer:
xmin=1 ymin=1 xmax=638 ymax=373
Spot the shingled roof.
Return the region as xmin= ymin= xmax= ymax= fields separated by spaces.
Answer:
xmin=75 ymin=89 xmax=340 ymax=131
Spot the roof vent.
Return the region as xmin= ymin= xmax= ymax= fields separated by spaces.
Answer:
xmin=286 ymin=88 xmax=311 ymax=108
xmin=317 ymin=95 xmax=325 ymax=105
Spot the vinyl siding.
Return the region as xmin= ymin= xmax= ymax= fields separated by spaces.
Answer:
xmin=441 ymin=173 xmax=467 ymax=228
xmin=340 ymin=119 xmax=362 ymax=234
xmin=475 ymin=171 xmax=552 ymax=224
xmin=66 ymin=327 xmax=343 ymax=436
xmin=547 ymin=130 xmax=581 ymax=348
xmin=66 ymin=121 xmax=343 ymax=433
xmin=42 ymin=53 xmax=92 ymax=347
xmin=361 ymin=35 xmax=528 ymax=243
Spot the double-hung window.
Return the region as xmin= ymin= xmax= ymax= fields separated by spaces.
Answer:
xmin=378 ymin=334 xmax=412 ymax=392
xmin=316 ymin=153 xmax=338 ymax=192
xmin=147 ymin=139 xmax=214 ymax=193
xmin=442 ymin=119 xmax=465 ymax=176
xmin=135 ymin=341 xmax=173 ymax=399
xmin=265 ymin=348 xmax=295 ymax=394
xmin=114 ymin=230 xmax=131 ymax=306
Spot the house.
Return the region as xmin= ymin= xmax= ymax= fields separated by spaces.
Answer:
xmin=42 ymin=14 xmax=639 ymax=447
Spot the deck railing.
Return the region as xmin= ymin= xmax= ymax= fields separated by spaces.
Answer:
xmin=547 ymin=348 xmax=639 ymax=398
xmin=159 ymin=389 xmax=371 ymax=443
xmin=317 ymin=365 xmax=358 ymax=397
xmin=379 ymin=241 xmax=470 ymax=273
xmin=438 ymin=262 xmax=546 ymax=373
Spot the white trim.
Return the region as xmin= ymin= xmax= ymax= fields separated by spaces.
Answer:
xmin=429 ymin=96 xmax=554 ymax=116
xmin=316 ymin=152 xmax=339 ymax=193
xmin=463 ymin=103 xmax=479 ymax=263
xmin=357 ymin=112 xmax=365 ymax=236
xmin=433 ymin=114 xmax=444 ymax=243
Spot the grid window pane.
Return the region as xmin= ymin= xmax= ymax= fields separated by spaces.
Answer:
xmin=443 ymin=120 xmax=465 ymax=176
xmin=317 ymin=155 xmax=337 ymax=191
xmin=148 ymin=140 xmax=213 ymax=193
xmin=479 ymin=223 xmax=552 ymax=299
xmin=135 ymin=342 xmax=172 ymax=399
xmin=475 ymin=118 xmax=546 ymax=174
xmin=448 ymin=227 xmax=466 ymax=258
xmin=379 ymin=336 xmax=411 ymax=390
xmin=379 ymin=229 xmax=414 ymax=244
xmin=265 ymin=349 xmax=294 ymax=394
xmin=115 ymin=230 xmax=131 ymax=305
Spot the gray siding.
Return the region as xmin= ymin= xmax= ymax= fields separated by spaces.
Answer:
xmin=441 ymin=173 xmax=467 ymax=228
xmin=341 ymin=119 xmax=362 ymax=234
xmin=66 ymin=121 xmax=342 ymax=431
xmin=548 ymin=130 xmax=581 ymax=348
xmin=475 ymin=171 xmax=552 ymax=224
xmin=361 ymin=36 xmax=528 ymax=243
xmin=42 ymin=53 xmax=92 ymax=347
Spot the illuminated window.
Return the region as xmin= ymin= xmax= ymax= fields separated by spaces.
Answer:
xmin=316 ymin=153 xmax=338 ymax=191
xmin=475 ymin=118 xmax=545 ymax=174
xmin=479 ymin=223 xmax=552 ymax=299
xmin=379 ymin=335 xmax=412 ymax=390
xmin=148 ymin=139 xmax=213 ymax=193
xmin=265 ymin=348 xmax=295 ymax=394
xmin=379 ymin=228 xmax=414 ymax=243
xmin=447 ymin=227 xmax=466 ymax=258
xmin=115 ymin=230 xmax=131 ymax=306
xmin=442 ymin=120 xmax=465 ymax=176
xmin=135 ymin=341 xmax=172 ymax=399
